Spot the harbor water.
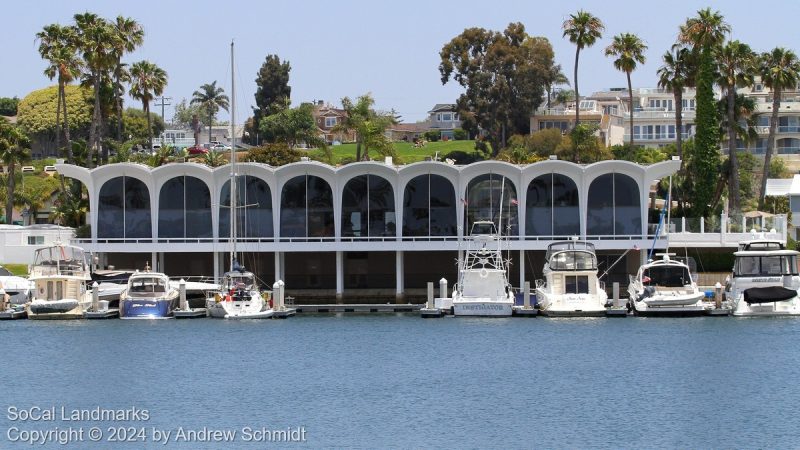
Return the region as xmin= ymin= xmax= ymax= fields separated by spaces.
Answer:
xmin=1 ymin=315 xmax=799 ymax=448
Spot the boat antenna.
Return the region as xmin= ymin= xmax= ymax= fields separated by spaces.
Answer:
xmin=229 ymin=39 xmax=237 ymax=272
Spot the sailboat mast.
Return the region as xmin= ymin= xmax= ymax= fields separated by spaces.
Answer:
xmin=229 ymin=40 xmax=236 ymax=272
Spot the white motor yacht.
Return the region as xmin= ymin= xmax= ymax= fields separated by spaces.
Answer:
xmin=451 ymin=221 xmax=514 ymax=316
xmin=535 ymin=240 xmax=607 ymax=317
xmin=27 ymin=242 xmax=92 ymax=320
xmin=628 ymin=254 xmax=705 ymax=316
xmin=725 ymin=238 xmax=800 ymax=316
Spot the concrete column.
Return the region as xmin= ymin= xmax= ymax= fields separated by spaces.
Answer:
xmin=150 ymin=251 xmax=157 ymax=271
xmin=519 ymin=250 xmax=525 ymax=290
xmin=336 ymin=251 xmax=344 ymax=304
xmin=523 ymin=281 xmax=530 ymax=308
xmin=395 ymin=250 xmax=404 ymax=304
xmin=279 ymin=252 xmax=285 ymax=281
xmin=274 ymin=252 xmax=280 ymax=284
xmin=213 ymin=251 xmax=219 ymax=282
xmin=158 ymin=252 xmax=165 ymax=273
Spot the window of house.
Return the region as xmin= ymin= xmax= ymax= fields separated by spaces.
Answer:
xmin=681 ymin=99 xmax=696 ymax=110
xmin=27 ymin=236 xmax=44 ymax=245
xmin=755 ymin=84 xmax=764 ymax=92
xmin=453 ymin=113 xmax=459 ymax=121
xmin=441 ymin=113 xmax=452 ymax=122
xmin=324 ymin=117 xmax=337 ymax=128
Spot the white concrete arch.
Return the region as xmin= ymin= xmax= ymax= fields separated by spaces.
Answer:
xmin=152 ymin=165 xmax=215 ymax=240
xmin=520 ymin=160 xmax=584 ymax=237
xmin=459 ymin=161 xmax=522 ymax=238
xmin=92 ymin=164 xmax=156 ymax=241
xmin=337 ymin=162 xmax=400 ymax=239
xmin=397 ymin=163 xmax=460 ymax=239
xmin=274 ymin=162 xmax=339 ymax=239
xmin=55 ymin=165 xmax=95 ymax=241
xmin=212 ymin=164 xmax=278 ymax=239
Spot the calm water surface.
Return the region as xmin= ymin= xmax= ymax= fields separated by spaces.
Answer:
xmin=1 ymin=315 xmax=799 ymax=448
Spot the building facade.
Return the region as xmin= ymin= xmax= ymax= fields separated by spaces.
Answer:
xmin=56 ymin=159 xmax=686 ymax=301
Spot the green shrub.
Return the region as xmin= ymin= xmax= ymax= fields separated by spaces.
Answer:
xmin=423 ymin=130 xmax=440 ymax=142
xmin=246 ymin=142 xmax=302 ymax=166
xmin=453 ymin=128 xmax=467 ymax=140
xmin=75 ymin=224 xmax=91 ymax=239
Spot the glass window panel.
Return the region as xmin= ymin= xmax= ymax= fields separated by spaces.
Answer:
xmin=124 ymin=177 xmax=151 ymax=239
xmin=429 ymin=175 xmax=456 ymax=236
xmin=280 ymin=176 xmax=307 ymax=238
xmin=307 ymin=175 xmax=334 ymax=237
xmin=402 ymin=175 xmax=430 ymax=236
xmin=158 ymin=177 xmax=184 ymax=238
xmin=185 ymin=177 xmax=212 ymax=238
xmin=526 ymin=176 xmax=552 ymax=236
xmin=98 ymin=177 xmax=124 ymax=238
xmin=587 ymin=174 xmax=614 ymax=235
xmin=465 ymin=174 xmax=517 ymax=236
xmin=552 ymin=174 xmax=580 ymax=236
xmin=368 ymin=175 xmax=395 ymax=237
xmin=614 ymin=173 xmax=641 ymax=235
xmin=342 ymin=175 xmax=368 ymax=237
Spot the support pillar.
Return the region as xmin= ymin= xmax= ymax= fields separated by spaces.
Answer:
xmin=213 ymin=251 xmax=219 ymax=282
xmin=158 ymin=252 xmax=165 ymax=273
xmin=150 ymin=251 xmax=156 ymax=271
xmin=279 ymin=252 xmax=285 ymax=281
xmin=335 ymin=251 xmax=344 ymax=304
xmin=274 ymin=252 xmax=281 ymax=284
xmin=395 ymin=250 xmax=404 ymax=304
xmin=519 ymin=250 xmax=525 ymax=290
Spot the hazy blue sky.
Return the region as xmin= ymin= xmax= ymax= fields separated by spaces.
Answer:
xmin=1 ymin=0 xmax=797 ymax=124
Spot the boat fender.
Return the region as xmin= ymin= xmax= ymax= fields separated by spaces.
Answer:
xmin=479 ymin=268 xmax=489 ymax=278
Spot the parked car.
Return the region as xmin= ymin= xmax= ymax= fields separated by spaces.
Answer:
xmin=43 ymin=166 xmax=57 ymax=175
xmin=187 ymin=145 xmax=208 ymax=155
xmin=20 ymin=166 xmax=35 ymax=174
xmin=210 ymin=143 xmax=231 ymax=151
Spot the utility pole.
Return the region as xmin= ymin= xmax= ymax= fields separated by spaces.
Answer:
xmin=154 ymin=96 xmax=172 ymax=122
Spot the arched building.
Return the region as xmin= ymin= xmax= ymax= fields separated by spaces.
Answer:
xmin=57 ymin=159 xmax=680 ymax=302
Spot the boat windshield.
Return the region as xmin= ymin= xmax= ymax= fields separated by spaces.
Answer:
xmin=739 ymin=241 xmax=784 ymax=251
xmin=470 ymin=222 xmax=498 ymax=236
xmin=223 ymin=273 xmax=255 ymax=291
xmin=643 ymin=266 xmax=692 ymax=287
xmin=549 ymin=251 xmax=597 ymax=271
xmin=734 ymin=255 xmax=798 ymax=277
xmin=128 ymin=277 xmax=168 ymax=294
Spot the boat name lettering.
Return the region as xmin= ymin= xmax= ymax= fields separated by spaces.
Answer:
xmin=752 ymin=278 xmax=781 ymax=283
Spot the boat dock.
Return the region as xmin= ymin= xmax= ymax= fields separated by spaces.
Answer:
xmin=295 ymin=304 xmax=419 ymax=314
xmin=0 ymin=309 xmax=27 ymax=320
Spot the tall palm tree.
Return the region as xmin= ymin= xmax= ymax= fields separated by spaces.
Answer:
xmin=562 ymin=10 xmax=604 ymax=127
xmin=191 ymin=81 xmax=229 ymax=145
xmin=717 ymin=40 xmax=756 ymax=213
xmin=72 ymin=13 xmax=116 ymax=167
xmin=129 ymin=61 xmax=168 ymax=151
xmin=657 ymin=46 xmax=695 ymax=160
xmin=604 ymin=33 xmax=647 ymax=148
xmin=0 ymin=122 xmax=30 ymax=224
xmin=111 ymin=16 xmax=144 ymax=142
xmin=544 ymin=64 xmax=569 ymax=108
xmin=36 ymin=24 xmax=82 ymax=164
xmin=758 ymin=48 xmax=800 ymax=205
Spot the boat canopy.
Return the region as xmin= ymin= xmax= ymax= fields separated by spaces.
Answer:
xmin=32 ymin=245 xmax=88 ymax=275
xmin=545 ymin=241 xmax=595 ymax=261
xmin=642 ymin=265 xmax=692 ymax=287
xmin=470 ymin=221 xmax=498 ymax=236
xmin=734 ymin=253 xmax=799 ymax=277
xmin=548 ymin=250 xmax=597 ymax=271
xmin=738 ymin=240 xmax=785 ymax=251
xmin=127 ymin=274 xmax=170 ymax=295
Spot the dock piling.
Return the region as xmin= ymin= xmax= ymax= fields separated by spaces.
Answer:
xmin=179 ymin=279 xmax=187 ymax=311
xmin=523 ymin=281 xmax=530 ymax=308
xmin=439 ymin=278 xmax=448 ymax=300
xmin=92 ymin=282 xmax=99 ymax=312
xmin=715 ymin=282 xmax=722 ymax=309
xmin=612 ymin=282 xmax=620 ymax=308
xmin=427 ymin=282 xmax=434 ymax=309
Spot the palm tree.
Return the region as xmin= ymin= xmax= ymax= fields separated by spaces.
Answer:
xmin=678 ymin=8 xmax=730 ymax=50
xmin=129 ymin=61 xmax=168 ymax=151
xmin=72 ymin=13 xmax=116 ymax=167
xmin=335 ymin=95 xmax=371 ymax=161
xmin=543 ymin=64 xmax=569 ymax=108
xmin=111 ymin=16 xmax=144 ymax=142
xmin=604 ymin=33 xmax=647 ymax=148
xmin=36 ymin=24 xmax=82 ymax=164
xmin=657 ymin=46 xmax=695 ymax=160
xmin=717 ymin=40 xmax=756 ymax=213
xmin=0 ymin=122 xmax=30 ymax=224
xmin=758 ymin=48 xmax=800 ymax=205
xmin=562 ymin=10 xmax=604 ymax=127
xmin=191 ymin=81 xmax=229 ymax=145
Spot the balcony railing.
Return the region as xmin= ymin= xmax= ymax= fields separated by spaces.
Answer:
xmin=779 ymin=126 xmax=800 ymax=133
xmin=777 ymin=147 xmax=800 ymax=154
xmin=623 ymin=133 xmax=692 ymax=141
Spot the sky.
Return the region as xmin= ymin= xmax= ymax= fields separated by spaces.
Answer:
xmin=1 ymin=0 xmax=798 ymax=125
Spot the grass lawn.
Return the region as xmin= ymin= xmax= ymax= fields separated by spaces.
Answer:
xmin=2 ymin=263 xmax=29 ymax=276
xmin=309 ymin=140 xmax=480 ymax=164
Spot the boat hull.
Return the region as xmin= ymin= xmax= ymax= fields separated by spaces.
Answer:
xmin=732 ymin=295 xmax=800 ymax=317
xmin=452 ymin=299 xmax=513 ymax=317
xmin=207 ymin=299 xmax=274 ymax=319
xmin=535 ymin=292 xmax=607 ymax=317
xmin=120 ymin=298 xmax=176 ymax=319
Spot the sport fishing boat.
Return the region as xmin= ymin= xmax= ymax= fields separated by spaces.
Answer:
xmin=725 ymin=238 xmax=800 ymax=316
xmin=205 ymin=41 xmax=274 ymax=320
xmin=535 ymin=240 xmax=608 ymax=317
xmin=27 ymin=242 xmax=92 ymax=320
xmin=119 ymin=265 xmax=179 ymax=319
xmin=628 ymin=254 xmax=705 ymax=316
xmin=451 ymin=221 xmax=514 ymax=317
